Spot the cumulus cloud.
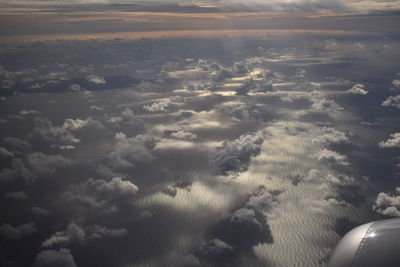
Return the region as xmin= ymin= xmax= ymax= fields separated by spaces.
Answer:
xmin=62 ymin=117 xmax=104 ymax=131
xmin=34 ymin=249 xmax=77 ymax=267
xmin=382 ymin=95 xmax=400 ymax=109
xmin=27 ymin=152 xmax=74 ymax=177
xmin=85 ymin=177 xmax=139 ymax=200
xmin=5 ymin=190 xmax=27 ymax=199
xmin=41 ymin=223 xmax=85 ymax=248
xmin=199 ymin=239 xmax=234 ymax=263
xmin=89 ymin=225 xmax=128 ymax=239
xmin=373 ymin=188 xmax=400 ymax=217
xmin=246 ymin=187 xmax=279 ymax=213
xmin=230 ymin=208 xmax=262 ymax=229
xmin=237 ymin=78 xmax=274 ymax=94
xmin=311 ymin=97 xmax=343 ymax=112
xmin=170 ymin=130 xmax=197 ymax=141
xmin=391 ymin=79 xmax=400 ymax=90
xmin=184 ymin=80 xmax=216 ymax=91
xmin=2 ymin=137 xmax=31 ymax=154
xmin=42 ymin=222 xmax=128 ymax=248
xmin=0 ymin=223 xmax=36 ymax=239
xmin=212 ymin=131 xmax=264 ymax=174
xmin=314 ymin=149 xmax=349 ymax=165
xmin=106 ymin=108 xmax=143 ymax=128
xmin=30 ymin=117 xmax=79 ymax=145
xmin=345 ymin=83 xmax=368 ymax=95
xmin=31 ymin=207 xmax=50 ymax=216
xmin=379 ymin=132 xmax=400 ymax=148
xmin=303 ymin=169 xmax=353 ymax=185
xmin=143 ymin=101 xmax=169 ymax=112
xmin=86 ymin=74 xmax=106 ymax=84
xmin=0 ymin=147 xmax=14 ymax=158
xmin=106 ymin=133 xmax=155 ymax=170
xmin=312 ymin=127 xmax=348 ymax=144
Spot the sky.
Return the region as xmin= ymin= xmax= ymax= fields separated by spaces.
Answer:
xmin=0 ymin=1 xmax=400 ymax=267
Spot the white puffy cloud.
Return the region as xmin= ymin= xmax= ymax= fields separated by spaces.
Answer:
xmin=106 ymin=133 xmax=155 ymax=170
xmin=5 ymin=191 xmax=27 ymax=199
xmin=0 ymin=222 xmax=36 ymax=239
xmin=212 ymin=131 xmax=264 ymax=174
xmin=170 ymin=130 xmax=197 ymax=141
xmin=86 ymin=74 xmax=106 ymax=84
xmin=345 ymin=83 xmax=368 ymax=95
xmin=379 ymin=132 xmax=400 ymax=148
xmin=314 ymin=149 xmax=349 ymax=165
xmin=382 ymin=95 xmax=400 ymax=109
xmin=143 ymin=101 xmax=169 ymax=112
xmin=34 ymin=249 xmax=77 ymax=267
xmin=373 ymin=189 xmax=400 ymax=217
xmin=312 ymin=127 xmax=348 ymax=144
xmin=303 ymin=169 xmax=353 ymax=185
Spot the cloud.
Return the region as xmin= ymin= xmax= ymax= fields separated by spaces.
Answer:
xmin=86 ymin=74 xmax=106 ymax=84
xmin=34 ymin=249 xmax=77 ymax=267
xmin=31 ymin=207 xmax=50 ymax=216
xmin=0 ymin=147 xmax=14 ymax=158
xmin=230 ymin=208 xmax=262 ymax=229
xmin=379 ymin=132 xmax=400 ymax=148
xmin=89 ymin=225 xmax=128 ymax=239
xmin=41 ymin=223 xmax=85 ymax=248
xmin=143 ymin=101 xmax=169 ymax=112
xmin=312 ymin=127 xmax=348 ymax=144
xmin=30 ymin=117 xmax=79 ymax=145
xmin=5 ymin=191 xmax=27 ymax=199
xmin=391 ymin=79 xmax=400 ymax=90
xmin=184 ymin=80 xmax=217 ymax=91
xmin=345 ymin=83 xmax=368 ymax=95
xmin=106 ymin=132 xmax=155 ymax=170
xmin=212 ymin=131 xmax=264 ymax=174
xmin=373 ymin=188 xmax=400 ymax=216
xmin=42 ymin=222 xmax=128 ymax=248
xmin=311 ymin=97 xmax=343 ymax=112
xmin=27 ymin=152 xmax=74 ymax=177
xmin=85 ymin=177 xmax=139 ymax=200
xmin=2 ymin=137 xmax=31 ymax=154
xmin=199 ymin=239 xmax=234 ymax=263
xmin=237 ymin=78 xmax=274 ymax=94
xmin=302 ymin=169 xmax=353 ymax=185
xmin=382 ymin=95 xmax=400 ymax=109
xmin=246 ymin=188 xmax=279 ymax=213
xmin=170 ymin=130 xmax=198 ymax=141
xmin=0 ymin=223 xmax=36 ymax=239
xmin=62 ymin=117 xmax=104 ymax=131
xmin=314 ymin=149 xmax=349 ymax=165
